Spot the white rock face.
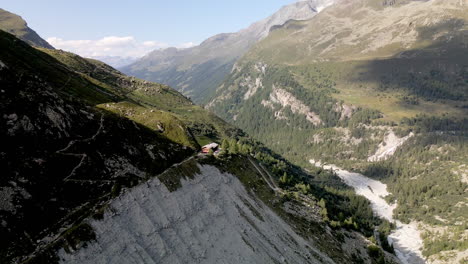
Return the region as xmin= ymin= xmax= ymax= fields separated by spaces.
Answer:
xmin=242 ymin=76 xmax=263 ymax=100
xmin=59 ymin=163 xmax=334 ymax=264
xmin=310 ymin=160 xmax=426 ymax=264
xmin=243 ymin=0 xmax=336 ymax=39
xmin=334 ymin=103 xmax=356 ymax=121
xmin=368 ymin=131 xmax=414 ymax=162
xmin=267 ymin=85 xmax=322 ymax=125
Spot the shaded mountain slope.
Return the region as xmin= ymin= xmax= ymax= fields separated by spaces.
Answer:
xmin=0 ymin=30 xmax=193 ymax=263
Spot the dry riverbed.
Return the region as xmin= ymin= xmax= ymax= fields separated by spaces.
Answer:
xmin=310 ymin=160 xmax=426 ymax=264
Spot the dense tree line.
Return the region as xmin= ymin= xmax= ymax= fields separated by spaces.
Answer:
xmin=217 ymin=136 xmax=385 ymax=237
xmin=213 ymin=62 xmax=468 ymax=258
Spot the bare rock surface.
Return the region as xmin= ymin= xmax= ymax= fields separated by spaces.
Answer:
xmin=59 ymin=164 xmax=334 ymax=264
xmin=268 ymin=85 xmax=322 ymax=125
xmin=368 ymin=130 xmax=414 ymax=162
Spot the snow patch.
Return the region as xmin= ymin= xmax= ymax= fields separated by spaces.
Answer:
xmin=368 ymin=131 xmax=413 ymax=162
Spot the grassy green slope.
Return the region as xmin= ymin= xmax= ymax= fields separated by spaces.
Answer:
xmin=0 ymin=8 xmax=54 ymax=49
xmin=0 ymin=30 xmax=196 ymax=263
xmin=38 ymin=48 xmax=241 ymax=148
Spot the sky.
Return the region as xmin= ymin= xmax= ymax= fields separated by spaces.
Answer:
xmin=1 ymin=0 xmax=295 ymax=59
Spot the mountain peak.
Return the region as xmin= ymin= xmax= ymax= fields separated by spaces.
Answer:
xmin=123 ymin=0 xmax=336 ymax=104
xmin=242 ymin=0 xmax=335 ymax=39
xmin=0 ymin=8 xmax=54 ymax=49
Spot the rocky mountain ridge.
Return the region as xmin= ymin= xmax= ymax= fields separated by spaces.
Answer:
xmin=0 ymin=8 xmax=54 ymax=49
xmin=243 ymin=0 xmax=467 ymax=63
xmin=122 ymin=0 xmax=335 ymax=103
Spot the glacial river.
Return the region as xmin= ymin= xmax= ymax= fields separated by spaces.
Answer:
xmin=310 ymin=160 xmax=426 ymax=264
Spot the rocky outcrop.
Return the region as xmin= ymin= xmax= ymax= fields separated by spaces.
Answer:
xmin=242 ymin=76 xmax=264 ymax=100
xmin=334 ymin=103 xmax=356 ymax=121
xmin=237 ymin=0 xmax=467 ymax=64
xmin=0 ymin=59 xmax=6 ymax=69
xmin=266 ymin=85 xmax=322 ymax=126
xmin=240 ymin=0 xmax=335 ymax=40
xmin=368 ymin=130 xmax=414 ymax=162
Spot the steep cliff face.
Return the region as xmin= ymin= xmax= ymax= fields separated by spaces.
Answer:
xmin=0 ymin=30 xmax=194 ymax=263
xmin=122 ymin=0 xmax=335 ymax=103
xmin=238 ymin=0 xmax=335 ymax=40
xmin=58 ymin=160 xmax=334 ymax=264
xmin=57 ymin=155 xmax=401 ymax=264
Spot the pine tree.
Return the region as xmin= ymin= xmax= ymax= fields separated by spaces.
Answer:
xmin=221 ymin=138 xmax=230 ymax=150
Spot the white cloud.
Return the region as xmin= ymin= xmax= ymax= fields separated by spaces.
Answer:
xmin=142 ymin=40 xmax=166 ymax=47
xmin=95 ymin=36 xmax=135 ymax=47
xmin=47 ymin=36 xmax=197 ymax=59
xmin=177 ymin=42 xmax=196 ymax=49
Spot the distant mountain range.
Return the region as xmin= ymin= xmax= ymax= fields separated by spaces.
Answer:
xmin=92 ymin=55 xmax=138 ymax=68
xmin=122 ymin=0 xmax=335 ymax=103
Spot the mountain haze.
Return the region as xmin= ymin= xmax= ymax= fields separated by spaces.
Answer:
xmin=93 ymin=55 xmax=137 ymax=68
xmin=122 ymin=0 xmax=335 ymax=103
